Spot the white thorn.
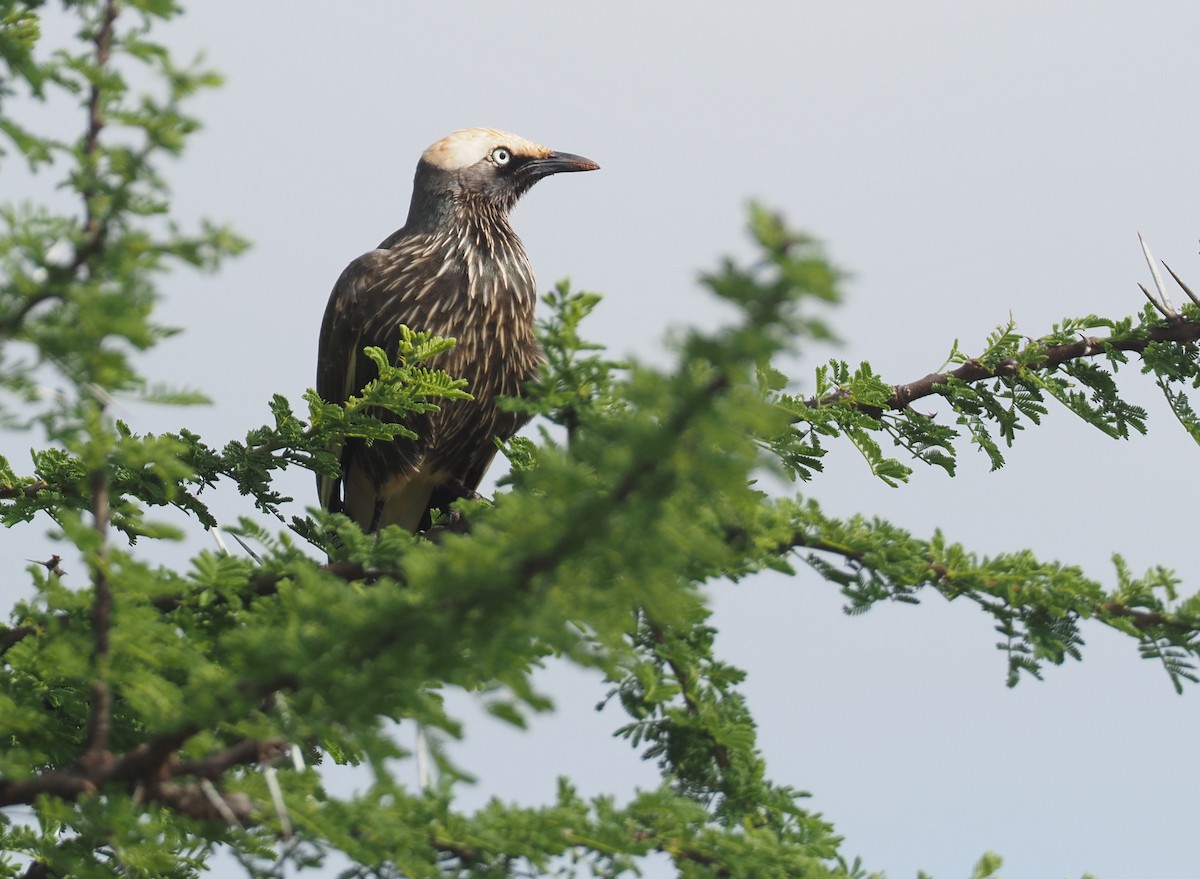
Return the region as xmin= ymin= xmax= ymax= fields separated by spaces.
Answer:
xmin=84 ymin=383 xmax=119 ymax=410
xmin=1139 ymin=232 xmax=1177 ymax=314
xmin=199 ymin=779 xmax=242 ymax=827
xmin=208 ymin=526 xmax=229 ymax=555
xmin=416 ymin=725 xmax=432 ymax=791
xmin=263 ymin=764 xmax=293 ymax=841
xmin=229 ymin=531 xmax=263 ymax=564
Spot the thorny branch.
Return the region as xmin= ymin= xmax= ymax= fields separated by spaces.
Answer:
xmin=1 ymin=368 xmax=737 ymax=849
xmin=0 ymin=560 xmax=397 ymax=656
xmin=647 ymin=619 xmax=731 ymax=773
xmin=0 ymin=725 xmax=289 ymax=825
xmin=0 ymin=0 xmax=119 ymax=341
xmin=0 ymin=481 xmax=51 ymax=500
xmin=513 ymin=372 xmax=729 ymax=586
xmin=778 ymin=527 xmax=1200 ymax=638
xmin=76 ymin=0 xmax=119 ymax=775
xmin=19 ymin=864 xmax=47 ymax=879
xmin=428 ymin=827 xmax=733 ymax=879
xmin=71 ymin=0 xmax=116 ymax=275
xmin=82 ymin=462 xmax=111 ymax=763
xmin=807 ymin=315 xmax=1200 ymax=414
xmin=0 ymin=0 xmax=292 ymax=820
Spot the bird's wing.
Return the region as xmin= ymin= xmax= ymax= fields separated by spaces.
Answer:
xmin=315 ymin=248 xmax=397 ymax=516
xmin=316 ymin=237 xmax=458 ymax=528
xmin=316 ymin=258 xmax=357 ymax=514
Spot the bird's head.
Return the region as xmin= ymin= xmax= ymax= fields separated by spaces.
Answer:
xmin=407 ymin=128 xmax=598 ymax=224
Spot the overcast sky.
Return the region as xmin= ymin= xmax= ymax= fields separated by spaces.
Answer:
xmin=7 ymin=2 xmax=1200 ymax=877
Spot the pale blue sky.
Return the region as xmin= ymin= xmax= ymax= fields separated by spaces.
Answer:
xmin=6 ymin=2 xmax=1200 ymax=877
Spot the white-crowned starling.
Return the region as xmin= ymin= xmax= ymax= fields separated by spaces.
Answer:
xmin=317 ymin=128 xmax=599 ymax=532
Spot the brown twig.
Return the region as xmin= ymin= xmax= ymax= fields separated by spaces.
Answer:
xmin=19 ymin=861 xmax=50 ymax=879
xmin=6 ymin=3 xmax=123 ymax=771
xmin=0 ymin=0 xmax=118 ymax=342
xmin=0 ymin=623 xmax=39 ymax=653
xmin=779 ymin=527 xmax=1200 ymax=638
xmin=647 ymin=620 xmax=731 ymax=772
xmin=0 ymin=560 xmax=401 ymax=657
xmin=174 ymin=738 xmax=290 ymax=780
xmin=0 ymin=720 xmax=289 ymax=814
xmin=80 ymin=0 xmax=117 ymax=242
xmin=1099 ymin=601 xmax=1198 ymax=635
xmin=0 ymin=480 xmax=51 ymax=499
xmin=83 ymin=464 xmax=111 ymax=764
xmin=806 ymin=318 xmax=1200 ymax=413
xmin=148 ymin=781 xmax=258 ymax=825
xmin=109 ymin=724 xmax=199 ymax=781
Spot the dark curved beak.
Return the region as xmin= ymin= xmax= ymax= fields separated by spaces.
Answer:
xmin=525 ymin=150 xmax=600 ymax=180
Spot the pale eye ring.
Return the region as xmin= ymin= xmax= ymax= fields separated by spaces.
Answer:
xmin=491 ymin=147 xmax=512 ymax=166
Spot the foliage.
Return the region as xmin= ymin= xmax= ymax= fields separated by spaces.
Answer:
xmin=1 ymin=3 xmax=1199 ymax=879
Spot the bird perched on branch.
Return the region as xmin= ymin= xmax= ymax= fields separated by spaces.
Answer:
xmin=317 ymin=128 xmax=599 ymax=532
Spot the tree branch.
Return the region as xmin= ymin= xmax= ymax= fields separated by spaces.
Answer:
xmin=146 ymin=781 xmax=257 ymax=825
xmin=79 ymin=0 xmax=117 ymax=248
xmin=779 ymin=527 xmax=1200 ymax=639
xmin=19 ymin=860 xmax=50 ymax=879
xmin=0 ymin=0 xmax=118 ymax=342
xmin=0 ymin=480 xmax=51 ymax=499
xmin=647 ymin=620 xmax=731 ymax=772
xmin=82 ymin=462 xmax=111 ymax=764
xmin=0 ymin=560 xmax=401 ymax=657
xmin=807 ymin=317 xmax=1200 ymax=413
xmin=0 ymin=623 xmax=38 ymax=653
xmin=0 ymin=722 xmax=289 ymax=823
xmin=173 ymin=738 xmax=290 ymax=781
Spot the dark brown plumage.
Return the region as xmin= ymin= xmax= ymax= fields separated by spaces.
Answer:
xmin=317 ymin=128 xmax=599 ymax=532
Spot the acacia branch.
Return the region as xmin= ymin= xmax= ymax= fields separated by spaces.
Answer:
xmin=78 ymin=0 xmax=116 ymax=248
xmin=780 ymin=528 xmax=1200 ymax=638
xmin=0 ymin=0 xmax=118 ymax=343
xmin=174 ymin=738 xmax=290 ymax=780
xmin=0 ymin=372 xmax=731 ymax=657
xmin=0 ymin=622 xmax=40 ymax=653
xmin=148 ymin=781 xmax=258 ymax=825
xmin=0 ymin=561 xmax=396 ymax=657
xmin=0 ymin=717 xmax=289 ymax=824
xmin=647 ymin=620 xmax=731 ymax=772
xmin=0 ymin=725 xmax=194 ymax=806
xmin=1099 ymin=601 xmax=1198 ymax=634
xmin=0 ymin=480 xmax=52 ymax=499
xmin=83 ymin=463 xmax=111 ymax=763
xmin=0 ymin=713 xmax=293 ymax=822
xmin=20 ymin=861 xmax=49 ymax=879
xmin=513 ymin=373 xmax=729 ymax=587
xmin=807 ymin=317 xmax=1200 ymax=413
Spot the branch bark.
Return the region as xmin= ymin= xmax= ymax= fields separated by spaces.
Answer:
xmin=779 ymin=527 xmax=1200 ymax=638
xmin=0 ymin=724 xmax=289 ymax=824
xmin=78 ymin=0 xmax=117 ymax=250
xmin=0 ymin=560 xmax=400 ymax=657
xmin=79 ymin=1 xmax=119 ymax=759
xmin=83 ymin=463 xmax=111 ymax=763
xmin=806 ymin=317 xmax=1200 ymax=413
xmin=647 ymin=620 xmax=732 ymax=773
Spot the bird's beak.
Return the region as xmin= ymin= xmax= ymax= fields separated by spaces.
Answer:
xmin=525 ymin=151 xmax=600 ymax=179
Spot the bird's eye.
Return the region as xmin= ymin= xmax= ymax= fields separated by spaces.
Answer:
xmin=491 ymin=147 xmax=512 ymax=166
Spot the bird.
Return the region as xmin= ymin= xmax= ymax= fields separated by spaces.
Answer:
xmin=316 ymin=128 xmax=599 ymax=533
